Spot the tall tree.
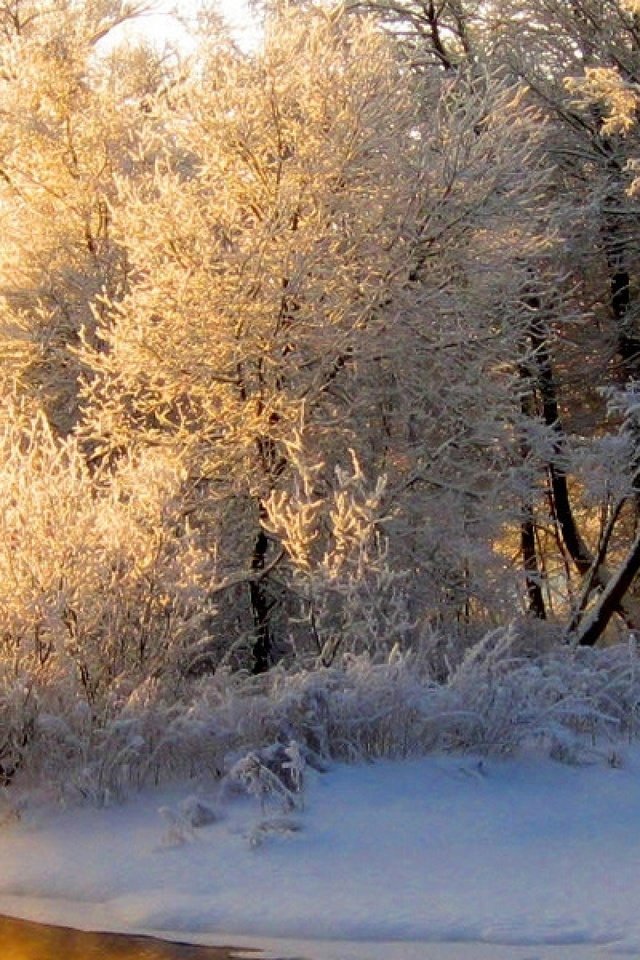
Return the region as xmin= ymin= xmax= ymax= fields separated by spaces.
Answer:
xmin=348 ymin=0 xmax=640 ymax=640
xmin=75 ymin=5 xmax=551 ymax=665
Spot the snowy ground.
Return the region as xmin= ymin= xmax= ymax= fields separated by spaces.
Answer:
xmin=1 ymin=751 xmax=640 ymax=960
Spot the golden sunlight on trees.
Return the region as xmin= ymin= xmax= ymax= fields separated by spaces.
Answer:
xmin=77 ymin=6 xmax=552 ymax=669
xmin=3 ymin=0 xmax=640 ymax=748
xmin=0 ymin=0 xmax=167 ymax=431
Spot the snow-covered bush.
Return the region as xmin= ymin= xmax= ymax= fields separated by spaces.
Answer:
xmin=5 ymin=630 xmax=640 ymax=804
xmin=2 ymin=406 xmax=640 ymax=801
xmin=0 ymin=403 xmax=222 ymax=787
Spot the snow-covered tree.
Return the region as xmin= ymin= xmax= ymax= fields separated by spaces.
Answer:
xmin=73 ymin=5 xmax=553 ymax=667
xmin=349 ymin=0 xmax=640 ymax=640
xmin=0 ymin=0 xmax=172 ymax=432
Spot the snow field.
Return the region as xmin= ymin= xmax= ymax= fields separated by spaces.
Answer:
xmin=2 ymin=751 xmax=640 ymax=959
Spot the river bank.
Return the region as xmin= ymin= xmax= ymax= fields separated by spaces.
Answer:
xmin=2 ymin=753 xmax=640 ymax=959
xmin=0 ymin=914 xmax=245 ymax=960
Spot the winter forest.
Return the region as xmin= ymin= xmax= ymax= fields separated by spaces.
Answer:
xmin=3 ymin=0 xmax=640 ymax=801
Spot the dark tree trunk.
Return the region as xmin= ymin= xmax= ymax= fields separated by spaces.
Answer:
xmin=611 ymin=269 xmax=640 ymax=383
xmin=247 ymin=428 xmax=287 ymax=675
xmin=606 ymin=237 xmax=640 ymax=380
xmin=519 ymin=367 xmax=546 ymax=618
xmin=599 ymin=139 xmax=640 ymax=380
xmin=426 ymin=0 xmax=455 ymax=71
xmin=525 ymin=292 xmax=640 ymax=637
xmin=521 ymin=517 xmax=547 ymax=619
xmin=528 ymin=308 xmax=594 ymax=576
xmin=565 ymin=499 xmax=626 ymax=638
xmin=249 ymin=528 xmax=273 ymax=674
xmin=572 ymin=529 xmax=640 ymax=646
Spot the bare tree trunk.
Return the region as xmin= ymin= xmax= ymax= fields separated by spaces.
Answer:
xmin=528 ymin=312 xmax=595 ymax=576
xmin=521 ymin=517 xmax=547 ymax=618
xmin=526 ymin=294 xmax=640 ymax=636
xmin=248 ymin=427 xmax=287 ymax=674
xmin=600 ymin=144 xmax=640 ymax=381
xmin=571 ymin=529 xmax=640 ymax=646
xmin=519 ymin=368 xmax=546 ymax=618
xmin=565 ymin=499 xmax=625 ymax=637
xmin=249 ymin=527 xmax=273 ymax=674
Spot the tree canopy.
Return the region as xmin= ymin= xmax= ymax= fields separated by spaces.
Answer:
xmin=2 ymin=0 xmax=640 ymax=718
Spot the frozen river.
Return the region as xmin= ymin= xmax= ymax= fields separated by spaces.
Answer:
xmin=0 ymin=916 xmax=628 ymax=960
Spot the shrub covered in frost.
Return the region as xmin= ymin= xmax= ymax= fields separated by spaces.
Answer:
xmin=5 ymin=628 xmax=640 ymax=804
